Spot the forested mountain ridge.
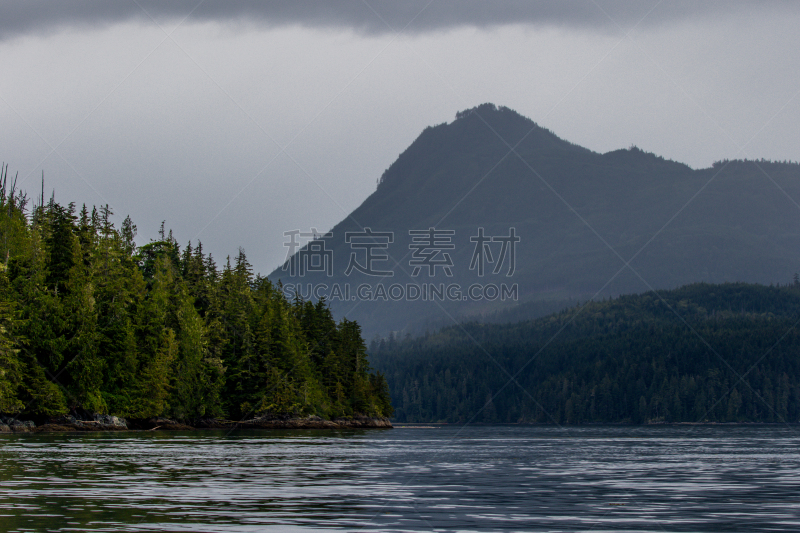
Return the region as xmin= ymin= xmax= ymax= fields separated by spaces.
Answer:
xmin=370 ymin=282 xmax=800 ymax=424
xmin=270 ymin=104 xmax=800 ymax=338
xmin=0 ymin=167 xmax=392 ymax=422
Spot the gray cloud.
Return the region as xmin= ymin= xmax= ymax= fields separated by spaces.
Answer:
xmin=0 ymin=1 xmax=792 ymax=41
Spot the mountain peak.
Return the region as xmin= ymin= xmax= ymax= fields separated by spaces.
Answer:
xmin=272 ymin=106 xmax=800 ymax=338
xmin=376 ymin=104 xmax=571 ymax=191
xmin=454 ymin=102 xmax=505 ymax=120
xmin=452 ymin=103 xmax=538 ymax=129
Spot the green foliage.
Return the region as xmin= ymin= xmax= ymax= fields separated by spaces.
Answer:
xmin=0 ymin=173 xmax=390 ymax=421
xmin=372 ymin=283 xmax=800 ymax=424
xmin=0 ymin=266 xmax=23 ymax=414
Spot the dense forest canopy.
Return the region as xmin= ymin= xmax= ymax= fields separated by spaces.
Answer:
xmin=371 ymin=282 xmax=800 ymax=424
xmin=0 ymin=165 xmax=392 ymax=421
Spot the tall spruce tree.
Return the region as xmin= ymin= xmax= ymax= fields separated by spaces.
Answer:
xmin=0 ymin=174 xmax=391 ymax=421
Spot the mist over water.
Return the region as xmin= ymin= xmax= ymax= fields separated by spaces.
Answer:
xmin=2 ymin=425 xmax=800 ymax=532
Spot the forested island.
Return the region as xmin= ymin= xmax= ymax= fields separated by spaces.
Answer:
xmin=0 ymin=168 xmax=392 ymax=432
xmin=371 ymin=283 xmax=800 ymax=424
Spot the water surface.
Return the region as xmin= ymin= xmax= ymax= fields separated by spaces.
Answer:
xmin=1 ymin=425 xmax=799 ymax=532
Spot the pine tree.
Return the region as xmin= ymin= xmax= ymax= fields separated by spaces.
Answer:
xmin=0 ymin=265 xmax=23 ymax=414
xmin=0 ymin=178 xmax=390 ymax=421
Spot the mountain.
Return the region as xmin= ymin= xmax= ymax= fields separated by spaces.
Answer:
xmin=269 ymin=103 xmax=800 ymax=338
xmin=370 ymin=282 xmax=800 ymax=424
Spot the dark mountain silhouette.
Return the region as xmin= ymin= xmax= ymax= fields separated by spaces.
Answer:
xmin=269 ymin=103 xmax=800 ymax=338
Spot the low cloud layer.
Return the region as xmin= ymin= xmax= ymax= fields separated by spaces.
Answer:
xmin=0 ymin=0 xmax=790 ymax=41
xmin=2 ymin=1 xmax=798 ymax=274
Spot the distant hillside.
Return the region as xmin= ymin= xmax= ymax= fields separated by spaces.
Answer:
xmin=370 ymin=283 xmax=800 ymax=424
xmin=270 ymin=104 xmax=800 ymax=338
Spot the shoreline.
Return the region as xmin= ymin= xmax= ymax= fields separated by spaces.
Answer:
xmin=6 ymin=418 xmax=790 ymax=434
xmin=0 ymin=415 xmax=393 ymax=434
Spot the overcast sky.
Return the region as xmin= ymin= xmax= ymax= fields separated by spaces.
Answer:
xmin=1 ymin=1 xmax=798 ymax=274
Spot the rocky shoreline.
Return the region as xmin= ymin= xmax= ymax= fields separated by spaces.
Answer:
xmin=0 ymin=414 xmax=392 ymax=433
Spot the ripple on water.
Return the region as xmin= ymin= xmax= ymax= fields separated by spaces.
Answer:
xmin=1 ymin=426 xmax=800 ymax=531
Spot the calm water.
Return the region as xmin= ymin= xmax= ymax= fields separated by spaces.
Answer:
xmin=1 ymin=425 xmax=800 ymax=532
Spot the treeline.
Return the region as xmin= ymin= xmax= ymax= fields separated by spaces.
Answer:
xmin=370 ymin=283 xmax=800 ymax=424
xmin=0 ymin=167 xmax=391 ymax=421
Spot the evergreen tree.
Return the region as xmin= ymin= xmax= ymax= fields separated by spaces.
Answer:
xmin=0 ymin=174 xmax=390 ymax=421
